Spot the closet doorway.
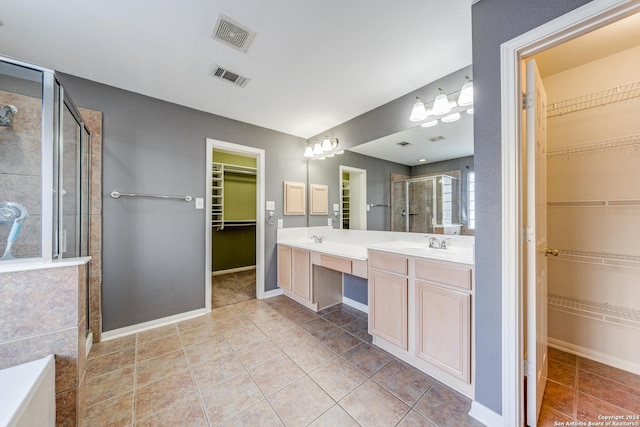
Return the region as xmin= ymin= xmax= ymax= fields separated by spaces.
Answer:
xmin=205 ymin=139 xmax=265 ymax=311
xmin=501 ymin=3 xmax=640 ymax=425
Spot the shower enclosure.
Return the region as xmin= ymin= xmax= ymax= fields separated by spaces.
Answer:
xmin=391 ymin=174 xmax=461 ymax=234
xmin=0 ymin=56 xmax=91 ymax=263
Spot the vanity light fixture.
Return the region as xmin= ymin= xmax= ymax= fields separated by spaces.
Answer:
xmin=304 ymin=137 xmax=341 ymax=159
xmin=420 ymin=119 xmax=438 ymax=128
xmin=441 ymin=112 xmax=461 ymax=123
xmin=432 ymin=88 xmax=452 ymax=116
xmin=457 ymin=76 xmax=474 ymax=107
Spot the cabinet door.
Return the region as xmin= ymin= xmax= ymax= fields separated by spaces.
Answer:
xmin=292 ymin=248 xmax=311 ymax=301
xmin=369 ymin=270 xmax=408 ymax=350
xmin=277 ymin=245 xmax=292 ymax=291
xmin=416 ymin=282 xmax=470 ymax=382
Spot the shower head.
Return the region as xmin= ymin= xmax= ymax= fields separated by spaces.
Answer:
xmin=0 ymin=104 xmax=18 ymax=126
xmin=0 ymin=202 xmax=28 ymax=261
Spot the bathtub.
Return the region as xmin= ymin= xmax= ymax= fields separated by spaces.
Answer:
xmin=0 ymin=355 xmax=55 ymax=427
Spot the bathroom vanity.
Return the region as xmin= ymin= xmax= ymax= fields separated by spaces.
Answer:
xmin=277 ymin=227 xmax=475 ymax=398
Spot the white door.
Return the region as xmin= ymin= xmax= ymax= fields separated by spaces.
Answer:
xmin=525 ymin=59 xmax=549 ymax=427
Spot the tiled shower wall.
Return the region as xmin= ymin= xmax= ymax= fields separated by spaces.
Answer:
xmin=0 ymin=89 xmax=42 ymax=258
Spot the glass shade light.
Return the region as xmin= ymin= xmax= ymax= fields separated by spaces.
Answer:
xmin=457 ymin=76 xmax=474 ymax=107
xmin=313 ymin=142 xmax=323 ymax=155
xmin=441 ymin=112 xmax=461 ymax=123
xmin=420 ymin=119 xmax=438 ymax=128
xmin=409 ymin=97 xmax=428 ymax=121
xmin=321 ymin=137 xmax=333 ymax=152
xmin=432 ymin=89 xmax=451 ymax=116
xmin=304 ymin=146 xmax=314 ymax=157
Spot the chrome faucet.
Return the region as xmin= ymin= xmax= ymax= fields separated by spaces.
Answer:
xmin=440 ymin=238 xmax=451 ymax=249
xmin=428 ymin=237 xmax=440 ymax=248
xmin=311 ymin=235 xmax=324 ymax=243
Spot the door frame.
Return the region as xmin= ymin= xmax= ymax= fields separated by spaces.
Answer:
xmin=500 ymin=1 xmax=640 ymax=425
xmin=339 ymin=165 xmax=367 ymax=230
xmin=205 ymin=138 xmax=266 ymax=312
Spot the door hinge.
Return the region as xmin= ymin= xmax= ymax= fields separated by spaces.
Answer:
xmin=522 ymin=91 xmax=533 ymax=110
xmin=523 ymin=359 xmax=533 ymax=377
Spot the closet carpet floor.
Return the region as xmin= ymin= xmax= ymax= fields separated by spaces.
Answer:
xmin=538 ymin=347 xmax=640 ymax=426
xmin=212 ymin=269 xmax=256 ymax=309
xmin=83 ymin=297 xmax=483 ymax=426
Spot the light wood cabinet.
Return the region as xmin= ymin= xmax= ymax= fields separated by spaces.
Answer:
xmin=277 ymin=245 xmax=292 ymax=291
xmin=416 ymin=281 xmax=470 ymax=382
xmin=292 ymin=248 xmax=311 ymax=301
xmin=368 ymin=254 xmax=408 ymax=351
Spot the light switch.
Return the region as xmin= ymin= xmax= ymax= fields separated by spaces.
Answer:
xmin=327 ymin=218 xmax=332 ymax=226
xmin=195 ymin=198 xmax=204 ymax=209
xmin=333 ymin=203 xmax=339 ymax=211
xmin=277 ymin=219 xmax=283 ymax=228
xmin=266 ymin=200 xmax=275 ymax=210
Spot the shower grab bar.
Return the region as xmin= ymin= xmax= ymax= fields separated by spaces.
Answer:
xmin=110 ymin=191 xmax=192 ymax=202
xmin=368 ymin=203 xmax=390 ymax=208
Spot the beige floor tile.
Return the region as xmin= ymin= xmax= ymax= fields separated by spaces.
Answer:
xmin=83 ymin=391 xmax=133 ymax=427
xmin=414 ymin=382 xmax=482 ymax=427
xmin=136 ymin=334 xmax=182 ymax=362
xmin=372 ymin=360 xmax=435 ymax=405
xmin=200 ymin=372 xmax=265 ymax=425
xmin=250 ymin=354 xmax=306 ymax=396
xmin=235 ymin=298 xmax=269 ymax=313
xmin=284 ymin=339 xmax=336 ymax=373
xmin=224 ymin=324 xmax=268 ymax=349
xmin=184 ymin=335 xmax=232 ymax=364
xmin=191 ymin=352 xmax=246 ymax=392
xmin=309 ymin=357 xmax=367 ymax=401
xmin=135 ymin=396 xmax=208 ymax=427
xmin=235 ymin=339 xmax=284 ymax=370
xmin=341 ymin=342 xmax=394 ymax=376
xmin=176 ymin=314 xmax=214 ymax=333
xmin=180 ymin=323 xmax=222 ymax=346
xmin=134 ymin=370 xmax=197 ymax=420
xmin=87 ymin=335 xmax=135 ymax=360
xmin=313 ymin=326 xmax=362 ymax=355
xmin=86 ymin=346 xmax=135 ymax=377
xmin=209 ymin=304 xmax=243 ymax=321
xmin=137 ymin=324 xmax=178 ymax=345
xmin=340 ymin=379 xmax=409 ymax=426
xmin=268 ymin=376 xmax=335 ymax=427
xmin=220 ymin=399 xmax=284 ymax=426
xmin=308 ymin=404 xmax=360 ymax=427
xmin=136 ymin=349 xmax=189 ymax=387
xmin=85 ymin=365 xmax=134 ymax=406
xmin=397 ymin=409 xmax=437 ymax=426
xmin=269 ymin=325 xmax=317 ymax=351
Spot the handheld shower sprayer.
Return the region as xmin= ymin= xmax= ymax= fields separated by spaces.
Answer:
xmin=0 ymin=202 xmax=28 ymax=260
xmin=0 ymin=104 xmax=18 ymax=127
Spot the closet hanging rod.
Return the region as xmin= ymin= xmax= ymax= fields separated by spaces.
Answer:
xmin=110 ymin=191 xmax=192 ymax=202
xmin=547 ymin=79 xmax=640 ymax=117
xmin=547 ymin=133 xmax=640 ymax=157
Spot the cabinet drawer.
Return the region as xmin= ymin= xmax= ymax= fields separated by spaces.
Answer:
xmin=415 ymin=260 xmax=472 ymax=290
xmin=369 ymin=251 xmax=408 ymax=276
xmin=320 ymin=254 xmax=352 ymax=274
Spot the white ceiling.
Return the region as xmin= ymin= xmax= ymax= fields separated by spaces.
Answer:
xmin=0 ymin=0 xmax=473 ymax=139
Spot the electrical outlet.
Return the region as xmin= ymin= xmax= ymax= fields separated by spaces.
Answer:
xmin=333 ymin=203 xmax=339 ymax=211
xmin=195 ymin=198 xmax=204 ymax=209
xmin=277 ymin=219 xmax=283 ymax=228
xmin=327 ymin=218 xmax=332 ymax=226
xmin=266 ymin=200 xmax=275 ymax=210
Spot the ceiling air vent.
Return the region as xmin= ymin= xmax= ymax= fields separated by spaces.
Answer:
xmin=211 ymin=65 xmax=250 ymax=88
xmin=428 ymin=136 xmax=445 ymax=142
xmin=211 ymin=14 xmax=256 ymax=52
xmin=397 ymin=141 xmax=412 ymax=147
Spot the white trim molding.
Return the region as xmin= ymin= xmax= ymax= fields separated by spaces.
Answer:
xmin=342 ymin=296 xmax=368 ymax=314
xmin=500 ymin=1 xmax=640 ymax=426
xmin=469 ymin=400 xmax=503 ymax=427
xmin=101 ymin=309 xmax=206 ymax=341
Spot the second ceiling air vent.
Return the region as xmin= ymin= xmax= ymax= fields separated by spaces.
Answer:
xmin=211 ymin=66 xmax=250 ymax=88
xmin=211 ymin=14 xmax=256 ymax=52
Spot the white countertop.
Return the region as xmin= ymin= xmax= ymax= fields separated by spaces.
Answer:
xmin=277 ymin=227 xmax=474 ymax=265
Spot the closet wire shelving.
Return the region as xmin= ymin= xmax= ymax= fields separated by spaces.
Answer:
xmin=547 ymin=79 xmax=640 ymax=117
xmin=212 ymin=162 xmax=257 ymax=231
xmin=548 ymin=294 xmax=640 ymax=329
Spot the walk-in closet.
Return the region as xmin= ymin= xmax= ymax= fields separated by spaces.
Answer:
xmin=211 ymin=150 xmax=257 ymax=308
xmin=533 ymin=12 xmax=640 ymax=420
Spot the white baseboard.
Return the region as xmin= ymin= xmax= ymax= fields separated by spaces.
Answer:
xmin=548 ymin=338 xmax=640 ymax=376
xmin=212 ymin=265 xmax=256 ymax=276
xmin=101 ymin=308 xmax=206 ymax=341
xmin=342 ymin=296 xmax=368 ymax=314
xmin=261 ymin=288 xmax=284 ymax=299
xmin=469 ymin=400 xmax=503 ymax=427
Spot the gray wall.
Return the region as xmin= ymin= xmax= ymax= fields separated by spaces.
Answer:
xmin=307 ymin=150 xmax=409 ymax=230
xmin=471 ymin=0 xmax=592 ymax=414
xmin=58 ymin=74 xmax=307 ymax=331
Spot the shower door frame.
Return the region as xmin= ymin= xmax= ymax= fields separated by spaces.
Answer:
xmin=205 ymin=139 xmax=265 ymax=312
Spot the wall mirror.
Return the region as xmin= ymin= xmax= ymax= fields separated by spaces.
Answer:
xmin=307 ymin=69 xmax=474 ymax=235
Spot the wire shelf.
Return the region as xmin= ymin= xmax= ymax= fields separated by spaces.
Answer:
xmin=548 ymin=200 xmax=640 ymax=208
xmin=547 ymin=133 xmax=640 ymax=157
xmin=549 ymin=249 xmax=640 ymax=268
xmin=547 ymin=79 xmax=640 ymax=117
xmin=548 ymin=293 xmax=640 ymax=328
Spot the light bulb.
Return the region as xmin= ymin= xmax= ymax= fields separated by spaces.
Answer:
xmin=432 ymin=89 xmax=451 ymax=116
xmin=409 ymin=97 xmax=428 ymax=121
xmin=304 ymin=146 xmax=314 ymax=157
xmin=457 ymin=77 xmax=474 ymax=107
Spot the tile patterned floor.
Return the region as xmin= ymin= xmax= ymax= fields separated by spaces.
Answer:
xmin=538 ymin=347 xmax=640 ymax=426
xmin=83 ymin=297 xmax=482 ymax=426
